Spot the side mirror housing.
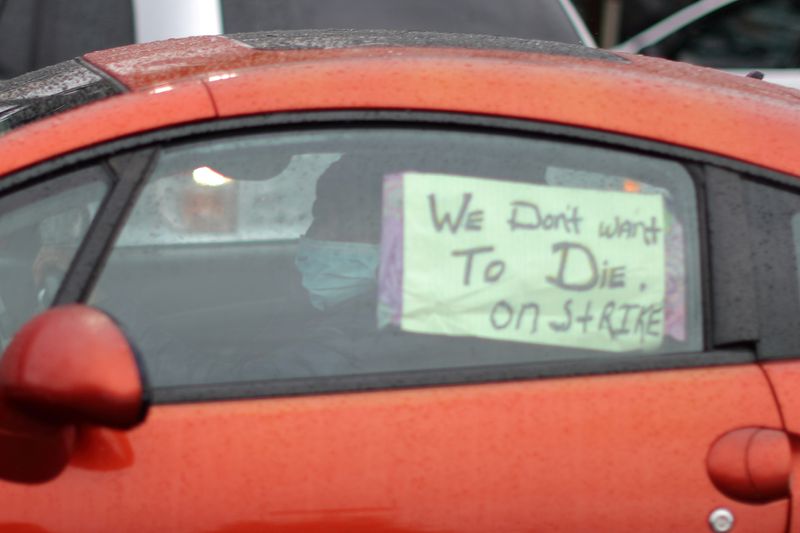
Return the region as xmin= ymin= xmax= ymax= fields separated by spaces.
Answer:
xmin=0 ymin=305 xmax=148 ymax=483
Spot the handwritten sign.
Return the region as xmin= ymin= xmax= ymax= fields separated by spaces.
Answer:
xmin=378 ymin=172 xmax=666 ymax=352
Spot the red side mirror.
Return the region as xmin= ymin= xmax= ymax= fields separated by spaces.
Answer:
xmin=0 ymin=305 xmax=148 ymax=483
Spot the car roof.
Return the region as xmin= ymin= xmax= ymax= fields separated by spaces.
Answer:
xmin=83 ymin=30 xmax=616 ymax=91
xmin=1 ymin=30 xmax=800 ymax=178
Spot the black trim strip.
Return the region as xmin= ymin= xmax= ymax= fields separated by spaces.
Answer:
xmin=154 ymin=349 xmax=756 ymax=404
xmin=54 ymin=149 xmax=158 ymax=304
xmin=740 ymin=177 xmax=800 ymax=360
xmin=704 ymin=166 xmax=759 ymax=346
xmin=687 ymin=163 xmax=713 ymax=352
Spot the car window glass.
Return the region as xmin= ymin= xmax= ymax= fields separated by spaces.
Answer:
xmin=0 ymin=168 xmax=109 ymax=351
xmin=92 ymin=127 xmax=702 ymax=388
xmin=654 ymin=0 xmax=800 ymax=68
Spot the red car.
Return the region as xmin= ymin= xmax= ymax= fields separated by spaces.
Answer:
xmin=1 ymin=30 xmax=800 ymax=533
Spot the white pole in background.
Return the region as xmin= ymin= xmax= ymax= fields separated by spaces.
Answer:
xmin=132 ymin=0 xmax=224 ymax=43
xmin=600 ymin=0 xmax=623 ymax=48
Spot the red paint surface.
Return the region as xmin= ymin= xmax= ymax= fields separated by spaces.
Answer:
xmin=83 ymin=35 xmax=261 ymax=90
xmin=70 ymin=428 xmax=134 ymax=472
xmin=0 ymin=365 xmax=787 ymax=531
xmin=204 ymin=52 xmax=800 ymax=178
xmin=706 ymin=427 xmax=791 ymax=502
xmin=0 ymin=81 xmax=215 ymax=176
xmin=760 ymin=361 xmax=800 ymax=532
xmin=0 ymin=37 xmax=799 ymax=179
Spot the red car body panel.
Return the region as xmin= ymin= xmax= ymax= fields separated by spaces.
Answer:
xmin=204 ymin=53 xmax=800 ymax=175
xmin=0 ymin=34 xmax=798 ymax=531
xmin=760 ymin=360 xmax=800 ymax=532
xmin=0 ymin=365 xmax=788 ymax=532
xmin=0 ymin=81 xmax=216 ymax=177
xmin=0 ymin=35 xmax=798 ymax=177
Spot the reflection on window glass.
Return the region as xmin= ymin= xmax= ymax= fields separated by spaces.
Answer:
xmin=0 ymin=171 xmax=108 ymax=350
xmin=93 ymin=128 xmax=702 ymax=388
xmin=119 ymin=152 xmax=336 ymax=245
xmin=670 ymin=0 xmax=800 ymax=68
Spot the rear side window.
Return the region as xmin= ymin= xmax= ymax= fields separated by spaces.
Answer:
xmin=92 ymin=128 xmax=702 ymax=387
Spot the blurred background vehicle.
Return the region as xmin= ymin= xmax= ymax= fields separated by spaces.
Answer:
xmin=615 ymin=0 xmax=800 ymax=90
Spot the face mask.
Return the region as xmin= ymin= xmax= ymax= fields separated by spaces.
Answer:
xmin=295 ymin=237 xmax=380 ymax=310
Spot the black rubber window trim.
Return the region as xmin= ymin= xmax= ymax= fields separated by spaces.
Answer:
xmin=0 ymin=110 xmax=771 ymax=403
xmin=53 ymin=149 xmax=159 ymax=305
xmin=156 ymin=348 xmax=755 ymax=404
xmin=703 ymin=166 xmax=760 ymax=348
xmin=740 ymin=173 xmax=800 ymax=360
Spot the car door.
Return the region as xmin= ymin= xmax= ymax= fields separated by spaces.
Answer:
xmin=0 ymin=115 xmax=788 ymax=533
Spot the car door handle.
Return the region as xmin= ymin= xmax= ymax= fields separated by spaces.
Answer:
xmin=707 ymin=427 xmax=792 ymax=503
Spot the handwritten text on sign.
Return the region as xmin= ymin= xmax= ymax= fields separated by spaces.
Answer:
xmin=385 ymin=172 xmax=666 ymax=352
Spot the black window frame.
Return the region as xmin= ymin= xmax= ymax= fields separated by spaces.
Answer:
xmin=740 ymin=171 xmax=800 ymax=359
xmin=2 ymin=110 xmax=785 ymax=404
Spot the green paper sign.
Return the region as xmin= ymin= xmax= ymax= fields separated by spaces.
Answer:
xmin=397 ymin=172 xmax=666 ymax=352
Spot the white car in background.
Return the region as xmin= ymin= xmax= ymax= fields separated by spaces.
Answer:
xmin=615 ymin=0 xmax=800 ymax=90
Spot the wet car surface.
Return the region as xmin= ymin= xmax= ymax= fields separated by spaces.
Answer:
xmin=0 ymin=29 xmax=800 ymax=533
